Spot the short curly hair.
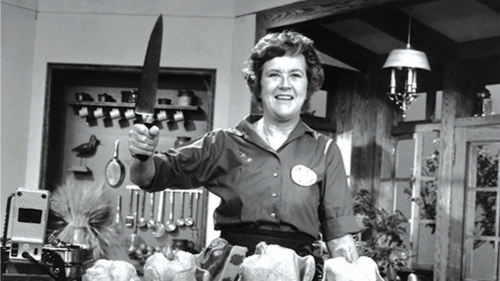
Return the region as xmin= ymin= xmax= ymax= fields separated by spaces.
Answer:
xmin=242 ymin=30 xmax=325 ymax=112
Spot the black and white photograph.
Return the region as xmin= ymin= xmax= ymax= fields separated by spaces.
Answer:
xmin=2 ymin=1 xmax=500 ymax=280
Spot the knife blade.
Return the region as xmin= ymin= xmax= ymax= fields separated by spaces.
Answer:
xmin=135 ymin=15 xmax=163 ymax=161
xmin=136 ymin=15 xmax=163 ymax=125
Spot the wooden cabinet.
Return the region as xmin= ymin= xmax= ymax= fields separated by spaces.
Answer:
xmin=41 ymin=63 xmax=215 ymax=258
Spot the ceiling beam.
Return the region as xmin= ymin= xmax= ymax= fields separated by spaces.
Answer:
xmin=358 ymin=9 xmax=459 ymax=63
xmin=475 ymin=0 xmax=500 ymax=14
xmin=297 ymin=25 xmax=382 ymax=73
xmin=256 ymin=0 xmax=439 ymax=39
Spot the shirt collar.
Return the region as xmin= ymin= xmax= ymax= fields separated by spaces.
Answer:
xmin=230 ymin=114 xmax=315 ymax=140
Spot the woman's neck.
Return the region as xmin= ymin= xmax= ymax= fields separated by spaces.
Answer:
xmin=255 ymin=117 xmax=298 ymax=150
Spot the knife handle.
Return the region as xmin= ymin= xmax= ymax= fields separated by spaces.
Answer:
xmin=137 ymin=123 xmax=154 ymax=162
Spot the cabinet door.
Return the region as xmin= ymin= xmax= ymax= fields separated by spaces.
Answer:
xmin=460 ymin=126 xmax=500 ymax=281
xmin=408 ymin=131 xmax=440 ymax=271
xmin=391 ymin=130 xmax=439 ymax=272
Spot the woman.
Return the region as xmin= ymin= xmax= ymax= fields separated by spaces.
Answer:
xmin=128 ymin=30 xmax=361 ymax=279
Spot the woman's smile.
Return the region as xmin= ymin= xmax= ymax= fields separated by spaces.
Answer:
xmin=275 ymin=94 xmax=294 ymax=100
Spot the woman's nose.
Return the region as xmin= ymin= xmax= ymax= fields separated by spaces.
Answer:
xmin=279 ymin=76 xmax=291 ymax=89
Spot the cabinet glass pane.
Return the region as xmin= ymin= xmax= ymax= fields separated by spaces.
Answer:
xmin=475 ymin=144 xmax=499 ymax=189
xmin=470 ymin=240 xmax=497 ymax=280
xmin=419 ymin=180 xmax=437 ymax=221
xmin=395 ymin=181 xmax=412 ymax=218
xmin=396 ymin=139 xmax=415 ymax=178
xmin=474 ymin=191 xmax=497 ymax=238
xmin=421 ymin=133 xmax=439 ymax=177
xmin=417 ymin=222 xmax=435 ymax=265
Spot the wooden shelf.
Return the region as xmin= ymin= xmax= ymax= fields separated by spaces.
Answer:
xmin=67 ymin=101 xmax=200 ymax=111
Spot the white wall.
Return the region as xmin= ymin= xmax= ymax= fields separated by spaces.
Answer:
xmin=1 ymin=0 xmax=38 ymax=229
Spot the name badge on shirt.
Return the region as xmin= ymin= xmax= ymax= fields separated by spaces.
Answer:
xmin=291 ymin=165 xmax=317 ymax=187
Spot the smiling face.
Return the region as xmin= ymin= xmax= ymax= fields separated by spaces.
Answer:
xmin=260 ymin=54 xmax=308 ymax=124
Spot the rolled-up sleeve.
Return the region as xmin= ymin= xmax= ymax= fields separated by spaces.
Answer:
xmin=320 ymin=143 xmax=361 ymax=241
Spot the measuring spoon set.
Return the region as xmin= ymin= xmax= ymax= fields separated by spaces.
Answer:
xmin=123 ymin=186 xmax=201 ymax=238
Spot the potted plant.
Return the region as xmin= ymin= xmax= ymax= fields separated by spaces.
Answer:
xmin=353 ymin=189 xmax=409 ymax=281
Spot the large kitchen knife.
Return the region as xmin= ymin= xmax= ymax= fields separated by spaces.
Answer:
xmin=135 ymin=15 xmax=163 ymax=161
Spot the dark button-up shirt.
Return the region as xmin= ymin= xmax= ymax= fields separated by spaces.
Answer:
xmin=143 ymin=115 xmax=360 ymax=241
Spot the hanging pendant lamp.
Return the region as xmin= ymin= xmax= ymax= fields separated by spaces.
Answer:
xmin=382 ymin=9 xmax=431 ymax=119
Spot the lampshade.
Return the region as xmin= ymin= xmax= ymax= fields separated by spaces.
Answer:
xmin=382 ymin=48 xmax=431 ymax=70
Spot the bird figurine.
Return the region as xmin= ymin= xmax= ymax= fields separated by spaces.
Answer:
xmin=72 ymin=135 xmax=100 ymax=157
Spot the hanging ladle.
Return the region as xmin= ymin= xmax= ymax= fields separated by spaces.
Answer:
xmin=147 ymin=193 xmax=156 ymax=229
xmin=122 ymin=191 xmax=145 ymax=255
xmin=152 ymin=191 xmax=166 ymax=238
xmin=137 ymin=190 xmax=147 ymax=229
xmin=191 ymin=191 xmax=199 ymax=238
xmin=165 ymin=190 xmax=178 ymax=233
xmin=175 ymin=191 xmax=185 ymax=227
xmin=184 ymin=192 xmax=195 ymax=227
xmin=124 ymin=189 xmax=135 ymax=228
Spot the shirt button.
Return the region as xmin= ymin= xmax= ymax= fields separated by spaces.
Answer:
xmin=271 ymin=212 xmax=277 ymax=218
xmin=273 ymin=172 xmax=279 ymax=177
xmin=272 ymin=192 xmax=278 ymax=197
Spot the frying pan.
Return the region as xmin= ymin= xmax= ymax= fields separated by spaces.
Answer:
xmin=106 ymin=140 xmax=125 ymax=187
